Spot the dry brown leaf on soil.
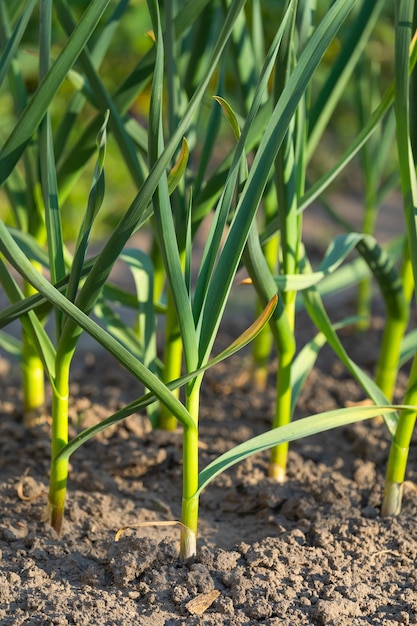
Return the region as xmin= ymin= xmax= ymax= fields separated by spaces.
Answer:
xmin=404 ymin=480 xmax=417 ymax=493
xmin=185 ymin=590 xmax=221 ymax=615
xmin=16 ymin=470 xmax=47 ymax=501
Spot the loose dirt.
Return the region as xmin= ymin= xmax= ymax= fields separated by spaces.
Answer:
xmin=1 ymin=304 xmax=417 ymax=625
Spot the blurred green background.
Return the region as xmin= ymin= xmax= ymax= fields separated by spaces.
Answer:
xmin=0 ymin=1 xmax=397 ymax=242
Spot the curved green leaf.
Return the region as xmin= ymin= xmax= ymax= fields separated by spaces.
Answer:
xmin=66 ymin=111 xmax=109 ymax=305
xmin=167 ymin=138 xmax=189 ymax=195
xmin=0 ymin=220 xmax=195 ymax=431
xmin=308 ymin=0 xmax=386 ymax=159
xmin=0 ymin=0 xmax=111 ymax=184
xmin=93 ymin=301 xmax=145 ymax=362
xmin=275 ymin=233 xmax=364 ymax=290
xmin=198 ymin=0 xmax=357 ymax=365
xmin=290 ymin=316 xmax=362 ymax=412
xmin=297 ymin=29 xmax=417 ymax=217
xmin=274 ymin=233 xmax=408 ymax=326
xmin=291 ymin=332 xmax=327 ymax=410
xmin=197 ymin=404 xmax=415 ymax=495
xmin=0 ymin=0 xmax=37 ymax=88
xmin=54 ymin=296 xmax=278 ymax=462
xmin=300 ymin=260 xmax=398 ymax=436
xmin=213 ymin=96 xmax=241 ymax=140
xmin=193 ymin=0 xmax=295 ymax=326
xmin=356 ymin=235 xmax=407 ymax=323
xmin=0 ymin=257 xmax=56 ymax=380
xmin=294 ymin=236 xmax=405 ymax=311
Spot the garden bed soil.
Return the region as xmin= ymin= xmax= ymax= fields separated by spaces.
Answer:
xmin=1 ymin=304 xmax=417 ymax=625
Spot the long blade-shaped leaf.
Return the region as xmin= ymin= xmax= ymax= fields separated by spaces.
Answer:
xmin=274 ymin=233 xmax=366 ymax=290
xmin=119 ymin=248 xmax=158 ymax=371
xmin=147 ymin=0 xmax=198 ymax=371
xmin=93 ymin=301 xmax=145 ymax=362
xmin=66 ymin=112 xmax=108 ymax=306
xmin=400 ymin=329 xmax=417 ymax=367
xmin=0 ymin=221 xmax=195 ymax=430
xmin=198 ymin=0 xmax=357 ymax=365
xmin=0 ymin=0 xmax=37 ymax=88
xmin=55 ymin=0 xmax=146 ymax=189
xmin=197 ymin=404 xmax=414 ymax=495
xmin=274 ymin=233 xmax=408 ymax=328
xmin=38 ymin=0 xmax=65 ymax=343
xmin=0 ymin=257 xmax=56 ymax=380
xmin=193 ymin=0 xmax=295 ymax=325
xmin=54 ymin=295 xmax=278 ymax=462
xmin=301 ymin=273 xmax=398 ymax=436
xmin=294 ymin=236 xmax=405 ymax=311
xmin=291 ymin=316 xmax=363 ymax=411
xmin=54 ymin=0 xmax=130 ymax=160
xmin=307 ymin=0 xmax=386 ymax=159
xmin=56 ymin=0 xmax=247 ymax=354
xmin=0 ymin=0 xmax=111 ymax=184
xmin=296 ymin=28 xmax=417 ymax=217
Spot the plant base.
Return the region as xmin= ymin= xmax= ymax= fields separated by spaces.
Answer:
xmin=381 ymin=481 xmax=403 ymax=516
xmin=179 ymin=525 xmax=197 ymax=560
xmin=44 ymin=501 xmax=64 ymax=536
xmin=268 ymin=463 xmax=286 ymax=482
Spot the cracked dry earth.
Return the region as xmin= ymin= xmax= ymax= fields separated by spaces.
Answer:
xmin=1 ymin=307 xmax=417 ymax=625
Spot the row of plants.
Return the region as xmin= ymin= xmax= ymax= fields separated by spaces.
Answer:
xmin=0 ymin=0 xmax=417 ymax=560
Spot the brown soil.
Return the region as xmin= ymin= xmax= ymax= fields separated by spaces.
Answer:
xmin=1 ymin=304 xmax=417 ymax=625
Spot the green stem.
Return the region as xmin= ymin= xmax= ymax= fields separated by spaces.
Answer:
xmin=356 ymin=277 xmax=371 ymax=331
xmin=268 ymin=1 xmax=300 ymax=481
xmin=382 ymin=352 xmax=417 ymax=515
xmin=268 ymin=347 xmax=294 ymax=481
xmin=22 ymin=331 xmax=45 ymax=425
xmin=251 ymin=300 xmax=273 ymax=391
xmin=400 ymin=241 xmax=416 ymax=304
xmin=251 ymin=187 xmax=279 ymax=390
xmin=180 ymin=493 xmax=199 ymax=560
xmin=22 ymin=264 xmax=46 ymax=426
xmin=180 ymin=378 xmax=201 ymax=559
xmin=158 ymin=233 xmax=187 ymax=430
xmin=374 ymin=242 xmax=412 ymax=398
xmin=46 ymin=351 xmax=72 ymax=535
xmin=382 ymin=0 xmax=417 ymax=515
xmin=151 ymin=235 xmax=166 ymax=306
xmin=375 ymin=316 xmax=408 ymax=401
xmin=375 ymin=242 xmax=413 ymax=401
xmin=243 ymin=225 xmax=296 ymax=481
xmin=158 ymin=285 xmax=183 ymax=430
xmin=269 ymin=285 xmax=296 ymax=481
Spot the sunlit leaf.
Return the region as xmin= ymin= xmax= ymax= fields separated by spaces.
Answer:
xmin=197 ymin=404 xmax=415 ymax=494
